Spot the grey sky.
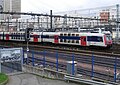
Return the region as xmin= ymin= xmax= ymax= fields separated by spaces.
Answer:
xmin=21 ymin=0 xmax=120 ymax=13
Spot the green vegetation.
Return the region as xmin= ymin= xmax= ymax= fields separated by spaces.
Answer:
xmin=0 ymin=73 xmax=8 ymax=84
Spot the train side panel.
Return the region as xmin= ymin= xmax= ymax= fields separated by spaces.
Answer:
xmin=0 ymin=31 xmax=112 ymax=48
xmin=58 ymin=32 xmax=81 ymax=46
xmin=42 ymin=32 xmax=58 ymax=43
xmin=9 ymin=32 xmax=25 ymax=41
xmin=86 ymin=33 xmax=106 ymax=47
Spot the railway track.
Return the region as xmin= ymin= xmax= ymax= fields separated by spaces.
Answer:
xmin=0 ymin=41 xmax=120 ymax=57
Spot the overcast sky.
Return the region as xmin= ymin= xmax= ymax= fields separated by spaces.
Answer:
xmin=21 ymin=0 xmax=120 ymax=13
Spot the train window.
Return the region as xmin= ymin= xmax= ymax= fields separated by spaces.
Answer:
xmin=72 ymin=40 xmax=75 ymax=43
xmin=12 ymin=33 xmax=14 ymax=39
xmin=20 ymin=33 xmax=22 ymax=40
xmin=20 ymin=36 xmax=22 ymax=40
xmin=72 ymin=34 xmax=75 ymax=36
xmin=76 ymin=40 xmax=79 ymax=43
xmin=106 ymin=36 xmax=112 ymax=41
xmin=49 ymin=36 xmax=54 ymax=38
xmin=16 ymin=33 xmax=17 ymax=39
xmin=16 ymin=33 xmax=18 ymax=39
xmin=14 ymin=33 xmax=16 ymax=39
xmin=12 ymin=34 xmax=14 ymax=39
xmin=60 ymin=39 xmax=63 ymax=42
xmin=18 ymin=33 xmax=19 ymax=39
xmin=64 ymin=34 xmax=67 ymax=36
xmin=68 ymin=34 xmax=70 ymax=36
xmin=19 ymin=35 xmax=21 ymax=40
xmin=60 ymin=34 xmax=63 ymax=36
xmin=12 ymin=35 xmax=15 ymax=39
xmin=76 ymin=34 xmax=79 ymax=36
xmin=18 ymin=33 xmax=20 ymax=39
xmin=64 ymin=39 xmax=66 ymax=42
xmin=97 ymin=37 xmax=103 ymax=42
xmin=68 ymin=40 xmax=70 ymax=43
xmin=11 ymin=33 xmax=13 ymax=39
xmin=87 ymin=36 xmax=103 ymax=42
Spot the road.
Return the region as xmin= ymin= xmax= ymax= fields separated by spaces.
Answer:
xmin=6 ymin=73 xmax=79 ymax=85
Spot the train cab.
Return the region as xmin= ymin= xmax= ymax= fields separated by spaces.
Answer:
xmin=104 ymin=34 xmax=112 ymax=47
xmin=103 ymin=31 xmax=112 ymax=48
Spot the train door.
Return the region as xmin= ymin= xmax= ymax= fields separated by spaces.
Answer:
xmin=54 ymin=35 xmax=59 ymax=44
xmin=81 ymin=36 xmax=86 ymax=46
xmin=6 ymin=34 xmax=9 ymax=40
xmin=33 ymin=34 xmax=38 ymax=42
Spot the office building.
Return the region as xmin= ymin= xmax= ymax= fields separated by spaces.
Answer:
xmin=0 ymin=0 xmax=21 ymax=20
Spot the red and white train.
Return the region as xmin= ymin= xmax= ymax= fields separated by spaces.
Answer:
xmin=0 ymin=31 xmax=112 ymax=48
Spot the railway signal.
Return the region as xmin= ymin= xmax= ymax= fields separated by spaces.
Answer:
xmin=25 ymin=28 xmax=33 ymax=41
xmin=25 ymin=28 xmax=33 ymax=52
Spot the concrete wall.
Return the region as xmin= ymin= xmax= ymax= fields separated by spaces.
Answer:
xmin=22 ymin=65 xmax=67 ymax=80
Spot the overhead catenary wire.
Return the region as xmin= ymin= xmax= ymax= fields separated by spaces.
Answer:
xmin=0 ymin=11 xmax=118 ymax=23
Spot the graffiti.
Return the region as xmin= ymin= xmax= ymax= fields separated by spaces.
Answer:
xmin=0 ymin=48 xmax=22 ymax=63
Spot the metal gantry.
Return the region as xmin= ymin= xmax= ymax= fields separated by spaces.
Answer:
xmin=0 ymin=5 xmax=120 ymax=41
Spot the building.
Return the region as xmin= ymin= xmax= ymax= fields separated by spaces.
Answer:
xmin=0 ymin=0 xmax=4 ymax=20
xmin=0 ymin=0 xmax=3 ymax=10
xmin=100 ymin=11 xmax=110 ymax=23
xmin=11 ymin=0 xmax=21 ymax=18
xmin=0 ymin=0 xmax=21 ymax=20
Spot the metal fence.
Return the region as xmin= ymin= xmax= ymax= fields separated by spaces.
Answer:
xmin=23 ymin=50 xmax=120 ymax=82
xmin=1 ymin=62 xmax=22 ymax=73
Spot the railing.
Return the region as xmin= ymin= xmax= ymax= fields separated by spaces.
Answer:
xmin=64 ymin=75 xmax=113 ymax=85
xmin=23 ymin=49 xmax=120 ymax=83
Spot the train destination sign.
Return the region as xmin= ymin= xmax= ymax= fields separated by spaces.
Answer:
xmin=0 ymin=48 xmax=23 ymax=63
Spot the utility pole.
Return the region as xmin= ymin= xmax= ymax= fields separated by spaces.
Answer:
xmin=46 ymin=16 xmax=49 ymax=29
xmin=37 ymin=17 xmax=40 ymax=30
xmin=116 ymin=4 xmax=119 ymax=43
xmin=7 ymin=17 xmax=9 ymax=31
xmin=50 ymin=10 xmax=52 ymax=30
xmin=62 ymin=14 xmax=67 ymax=31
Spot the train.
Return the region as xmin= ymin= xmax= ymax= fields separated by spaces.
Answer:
xmin=0 ymin=30 xmax=112 ymax=48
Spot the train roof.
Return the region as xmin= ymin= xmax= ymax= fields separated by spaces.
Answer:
xmin=58 ymin=32 xmax=105 ymax=35
xmin=1 ymin=31 xmax=111 ymax=36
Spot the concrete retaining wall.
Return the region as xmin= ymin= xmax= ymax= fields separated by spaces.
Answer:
xmin=22 ymin=64 xmax=68 ymax=80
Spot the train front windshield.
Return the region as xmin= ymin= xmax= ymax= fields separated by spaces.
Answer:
xmin=106 ymin=35 xmax=112 ymax=41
